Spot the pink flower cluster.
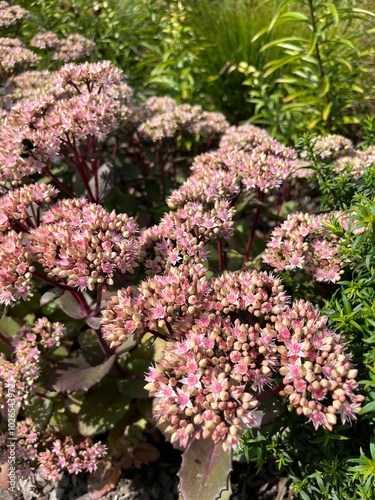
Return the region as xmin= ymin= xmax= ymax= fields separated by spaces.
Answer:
xmin=137 ymin=96 xmax=228 ymax=142
xmin=168 ymin=148 xmax=241 ymax=207
xmin=278 ymin=300 xmax=364 ymax=430
xmin=55 ymin=60 xmax=128 ymax=95
xmin=38 ymin=435 xmax=107 ymax=481
xmin=5 ymin=70 xmax=56 ymax=100
xmin=0 ymin=418 xmax=107 ymax=482
xmin=51 ymin=34 xmax=96 ymax=63
xmin=263 ymin=211 xmax=346 ymax=283
xmin=0 ymin=318 xmax=65 ymax=406
xmin=168 ymin=135 xmax=303 ymax=207
xmin=30 ymin=31 xmax=60 ymax=49
xmin=0 ymin=61 xmax=131 ymax=183
xmin=0 ymin=1 xmax=30 ymax=27
xmin=0 ymin=37 xmax=39 ymax=75
xmin=219 ymin=124 xmax=271 ymax=151
xmin=0 ymin=182 xmax=59 ymax=232
xmin=0 ymin=230 xmax=35 ymax=304
xmin=101 ymin=263 xmax=287 ymax=343
xmin=101 ymin=265 xmax=362 ymax=451
xmin=141 ymin=200 xmax=235 ymax=274
xmin=311 ymin=134 xmax=354 ymax=161
xmin=29 ymin=198 xmax=143 ymax=291
xmin=333 ymin=145 xmax=375 ymax=177
xmin=143 ymin=295 xmax=363 ymax=450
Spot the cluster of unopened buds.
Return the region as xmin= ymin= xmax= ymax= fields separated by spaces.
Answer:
xmin=0 ymin=319 xmax=66 ymax=407
xmin=102 ymin=263 xmax=363 ymax=451
xmin=0 ymin=418 xmax=107 ymax=482
xmin=310 ymin=134 xmax=354 ymax=161
xmin=30 ymin=32 xmax=96 ymax=63
xmin=137 ymin=96 xmax=229 ymax=143
xmin=28 ymin=198 xmax=143 ymax=292
xmin=0 ymin=197 xmax=144 ymax=305
xmin=263 ymin=211 xmax=347 ymax=283
xmin=168 ymin=125 xmax=306 ymax=208
xmin=141 ymin=200 xmax=235 ymax=273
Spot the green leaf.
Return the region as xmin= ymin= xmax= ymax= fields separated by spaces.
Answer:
xmin=25 ymin=396 xmax=53 ymax=429
xmin=259 ymin=37 xmax=305 ymax=52
xmin=352 ymin=85 xmax=364 ymax=94
xmin=0 ymin=316 xmax=20 ymax=337
xmin=263 ymin=54 xmax=302 ymax=77
xmin=322 ymin=102 xmax=333 ymax=121
xmin=78 ymin=383 xmax=131 ymax=437
xmin=322 ymin=3 xmax=339 ymax=25
xmin=359 ymin=400 xmax=375 ymax=415
xmin=118 ymin=378 xmax=149 ymax=399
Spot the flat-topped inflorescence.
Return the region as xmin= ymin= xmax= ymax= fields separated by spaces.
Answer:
xmin=263 ymin=211 xmax=347 ymax=283
xmin=140 ymin=283 xmax=362 ymax=451
xmin=0 ymin=1 xmax=30 ymax=27
xmin=138 ymin=96 xmax=228 ymax=143
xmin=0 ymin=418 xmax=107 ymax=482
xmin=28 ymin=198 xmax=143 ymax=291
xmin=141 ymin=199 xmax=235 ymax=274
xmin=0 ymin=318 xmax=66 ymax=406
xmin=0 ymin=37 xmax=39 ymax=75
xmin=0 ymin=182 xmax=59 ymax=233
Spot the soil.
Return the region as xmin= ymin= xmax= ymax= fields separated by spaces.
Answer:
xmin=1 ymin=440 xmax=294 ymax=500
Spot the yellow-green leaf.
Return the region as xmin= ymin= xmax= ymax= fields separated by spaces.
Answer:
xmin=322 ymin=102 xmax=333 ymax=121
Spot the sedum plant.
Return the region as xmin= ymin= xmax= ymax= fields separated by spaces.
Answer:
xmin=0 ymin=2 xmax=369 ymax=499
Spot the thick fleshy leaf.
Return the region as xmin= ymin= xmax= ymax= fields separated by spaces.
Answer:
xmin=88 ymin=162 xmax=116 ymax=203
xmin=118 ymin=378 xmax=149 ymax=399
xmin=250 ymin=394 xmax=286 ymax=427
xmin=58 ymin=291 xmax=92 ymax=319
xmin=25 ymin=396 xmax=53 ymax=429
xmin=86 ymin=458 xmax=122 ymax=500
xmin=86 ymin=316 xmax=102 ymax=330
xmin=0 ymin=317 xmax=20 ymax=337
xmin=40 ymin=287 xmax=64 ymax=306
xmin=47 ymin=354 xmax=116 ymax=393
xmin=78 ymin=383 xmax=131 ymax=436
xmin=78 ymin=329 xmax=105 ymax=365
xmin=178 ymin=438 xmax=232 ymax=500
xmin=0 ymin=317 xmax=20 ymax=356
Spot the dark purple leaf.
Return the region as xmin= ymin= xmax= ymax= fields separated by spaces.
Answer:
xmin=58 ymin=291 xmax=91 ymax=319
xmin=86 ymin=316 xmax=102 ymax=330
xmin=47 ymin=354 xmax=116 ymax=393
xmin=40 ymin=287 xmax=64 ymax=306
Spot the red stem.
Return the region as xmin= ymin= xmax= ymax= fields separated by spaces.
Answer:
xmin=256 ymin=382 xmax=284 ymax=402
xmin=44 ymin=167 xmax=75 ymax=198
xmin=0 ymin=332 xmax=12 ymax=348
xmin=218 ymin=240 xmax=225 ymax=272
xmin=33 ymin=270 xmax=73 ymax=291
xmin=241 ymin=191 xmax=265 ymax=269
